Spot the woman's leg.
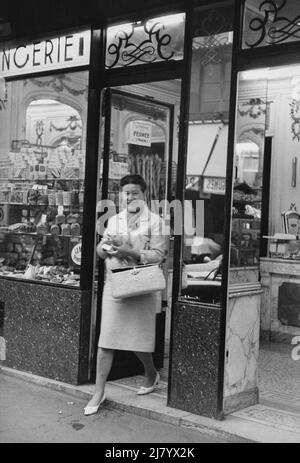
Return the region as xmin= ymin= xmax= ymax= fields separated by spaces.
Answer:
xmin=86 ymin=347 xmax=114 ymax=407
xmin=134 ymin=351 xmax=158 ymax=387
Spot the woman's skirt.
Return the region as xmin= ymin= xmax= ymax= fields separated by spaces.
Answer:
xmin=98 ymin=279 xmax=160 ymax=352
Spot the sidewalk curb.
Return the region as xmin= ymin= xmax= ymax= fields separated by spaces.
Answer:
xmin=0 ymin=366 xmax=255 ymax=443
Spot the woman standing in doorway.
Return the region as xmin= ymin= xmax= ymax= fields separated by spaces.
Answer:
xmin=84 ymin=174 xmax=167 ymax=416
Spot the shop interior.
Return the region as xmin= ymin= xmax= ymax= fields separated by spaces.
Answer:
xmin=234 ymin=64 xmax=300 ymax=414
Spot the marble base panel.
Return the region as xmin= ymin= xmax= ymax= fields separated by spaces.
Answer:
xmin=229 ymin=267 xmax=259 ymax=285
xmin=0 ymin=278 xmax=91 ymax=385
xmin=223 ymin=387 xmax=258 ymax=415
xmin=224 ymin=287 xmax=261 ymax=413
xmin=168 ymin=301 xmax=223 ymax=419
xmin=260 ymin=258 xmax=300 ymax=342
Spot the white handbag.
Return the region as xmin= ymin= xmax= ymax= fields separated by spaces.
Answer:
xmin=111 ymin=263 xmax=166 ymax=299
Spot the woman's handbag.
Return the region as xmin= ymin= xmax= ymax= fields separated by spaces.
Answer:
xmin=111 ymin=263 xmax=166 ymax=299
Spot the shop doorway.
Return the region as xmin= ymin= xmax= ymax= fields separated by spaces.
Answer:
xmin=90 ymin=79 xmax=181 ymax=388
xmin=232 ymin=64 xmax=300 ymax=414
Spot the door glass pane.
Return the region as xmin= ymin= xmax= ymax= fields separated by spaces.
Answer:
xmin=243 ymin=0 xmax=300 ymax=49
xmin=95 ymin=80 xmax=181 ymax=359
xmin=230 ymin=70 xmax=268 ymax=272
xmin=106 ymin=13 xmax=185 ymax=69
xmin=180 ymin=2 xmax=234 ymax=305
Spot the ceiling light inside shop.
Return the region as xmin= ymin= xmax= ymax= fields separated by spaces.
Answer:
xmin=147 ymin=13 xmax=185 ymax=26
xmin=240 ymin=65 xmax=300 ymax=81
xmin=107 ymin=12 xmax=185 ymax=37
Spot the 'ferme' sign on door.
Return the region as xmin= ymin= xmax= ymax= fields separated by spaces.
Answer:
xmin=128 ymin=121 xmax=152 ymax=147
xmin=0 ymin=30 xmax=91 ymax=77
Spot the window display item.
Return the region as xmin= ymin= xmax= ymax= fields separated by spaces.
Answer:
xmin=48 ymin=193 xmax=56 ymax=206
xmin=67 ymin=213 xmax=81 ymax=224
xmin=50 ymin=224 xmax=60 ymax=235
xmin=37 ymin=194 xmax=48 ymax=205
xmin=63 ymin=191 xmax=72 ymax=206
xmin=264 ymin=233 xmax=299 ymax=259
xmin=55 ymin=191 xmax=64 ymax=206
xmin=281 ymin=204 xmax=300 ymax=236
xmin=70 ymin=223 xmax=80 ymax=236
xmin=61 ymin=224 xmax=71 ymax=235
xmin=56 ymin=213 xmax=66 ymax=225
xmin=36 ymin=223 xmax=49 ymax=235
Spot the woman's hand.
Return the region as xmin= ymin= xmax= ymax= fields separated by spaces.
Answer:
xmin=111 ymin=243 xmax=140 ymax=261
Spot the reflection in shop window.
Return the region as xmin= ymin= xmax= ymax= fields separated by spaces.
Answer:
xmin=180 ymin=3 xmax=234 ymax=305
xmin=0 ymin=71 xmax=88 ymax=286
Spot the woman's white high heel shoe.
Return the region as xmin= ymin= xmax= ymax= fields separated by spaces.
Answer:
xmin=137 ymin=373 xmax=160 ymax=395
xmin=84 ymin=394 xmax=106 ymax=416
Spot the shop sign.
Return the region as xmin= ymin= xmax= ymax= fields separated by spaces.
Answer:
xmin=203 ymin=177 xmax=226 ymax=195
xmin=0 ymin=30 xmax=91 ymax=77
xmin=128 ymin=121 xmax=152 ymax=147
xmin=71 ymin=242 xmax=82 ymax=266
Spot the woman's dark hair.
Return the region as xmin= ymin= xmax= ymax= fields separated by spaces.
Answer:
xmin=120 ymin=174 xmax=147 ymax=192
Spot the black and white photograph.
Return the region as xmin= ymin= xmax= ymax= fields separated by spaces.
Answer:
xmin=0 ymin=0 xmax=300 ymax=446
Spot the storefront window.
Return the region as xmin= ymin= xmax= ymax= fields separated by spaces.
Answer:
xmin=105 ymin=13 xmax=185 ymax=69
xmin=0 ymin=71 xmax=88 ymax=286
xmin=243 ymin=0 xmax=300 ymax=49
xmin=180 ymin=3 xmax=234 ymax=304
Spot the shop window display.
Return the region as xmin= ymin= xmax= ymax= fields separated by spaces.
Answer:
xmin=0 ymin=71 xmax=88 ymax=286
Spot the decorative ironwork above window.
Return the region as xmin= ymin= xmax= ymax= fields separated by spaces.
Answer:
xmin=105 ymin=13 xmax=185 ymax=69
xmin=243 ymin=0 xmax=300 ymax=49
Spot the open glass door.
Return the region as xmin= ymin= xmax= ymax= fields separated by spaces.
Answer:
xmin=92 ymin=79 xmax=181 ymax=382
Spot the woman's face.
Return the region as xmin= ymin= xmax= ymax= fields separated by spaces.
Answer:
xmin=121 ymin=183 xmax=145 ymax=212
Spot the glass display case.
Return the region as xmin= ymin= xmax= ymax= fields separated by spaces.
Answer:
xmin=0 ymin=71 xmax=88 ymax=286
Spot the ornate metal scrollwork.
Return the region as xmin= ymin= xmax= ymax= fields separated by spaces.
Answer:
xmin=106 ymin=20 xmax=176 ymax=68
xmin=245 ymin=0 xmax=300 ymax=48
xmin=193 ymin=8 xmax=233 ymax=66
